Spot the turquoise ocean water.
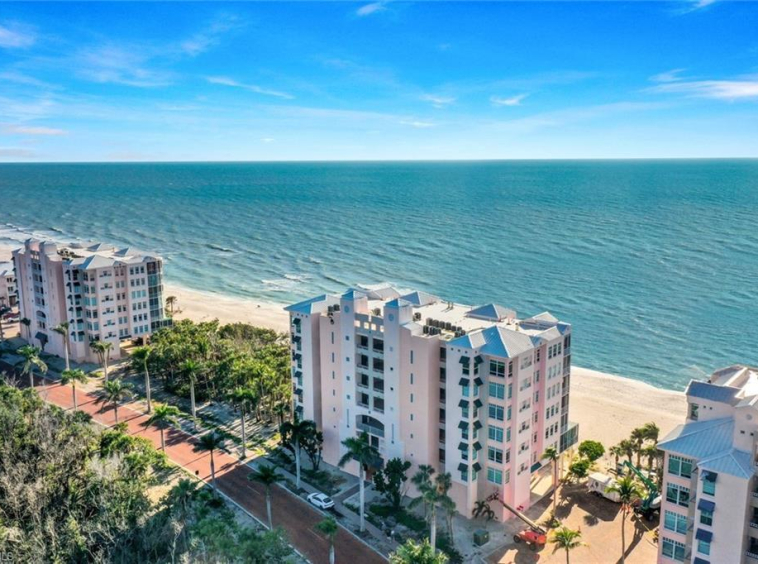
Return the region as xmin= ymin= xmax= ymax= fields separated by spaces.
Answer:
xmin=1 ymin=160 xmax=756 ymax=389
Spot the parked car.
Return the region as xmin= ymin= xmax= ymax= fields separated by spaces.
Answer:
xmin=587 ymin=472 xmax=621 ymax=502
xmin=307 ymin=492 xmax=335 ymax=510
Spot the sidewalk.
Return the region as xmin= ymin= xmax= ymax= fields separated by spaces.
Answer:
xmin=0 ymin=352 xmax=388 ymax=564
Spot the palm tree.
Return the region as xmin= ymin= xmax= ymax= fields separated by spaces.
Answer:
xmin=181 ymin=359 xmax=201 ymax=425
xmin=609 ymin=444 xmax=622 ymax=469
xmin=411 ymin=464 xmax=436 ymax=519
xmin=315 ymin=516 xmax=339 ymax=564
xmin=338 ymin=431 xmax=380 ymax=532
xmin=131 ymin=346 xmax=153 ymax=413
xmin=90 ymin=340 xmax=113 ymax=381
xmin=440 ymin=495 xmax=457 ymax=544
xmin=472 ymin=500 xmax=495 ymax=521
xmin=550 ymin=526 xmax=585 ymax=564
xmin=618 ymin=439 xmax=635 ymax=464
xmin=17 ymin=345 xmax=47 ymax=388
xmin=60 ymin=368 xmax=88 ymax=410
xmin=606 ymin=475 xmax=643 ymax=564
xmin=52 ymin=322 xmax=71 ymax=371
xmin=280 ymin=418 xmax=314 ymax=489
xmin=541 ymin=446 xmax=560 ymax=517
xmin=146 ymin=403 xmax=181 ymax=452
xmin=249 ymin=464 xmax=282 ymax=529
xmin=273 ymin=401 xmax=289 ymax=427
xmin=166 ymin=295 xmax=177 ymax=315
xmin=641 ymin=421 xmax=660 ymax=443
xmin=410 ymin=471 xmax=453 ymax=552
xmin=194 ymin=431 xmax=224 ymax=490
xmin=229 ymin=387 xmax=257 ymax=459
xmin=100 ymin=379 xmax=134 ymax=424
xmin=390 ymin=538 xmax=448 ymax=564
xmin=630 ymin=428 xmax=646 ymax=467
xmin=640 ymin=445 xmax=660 ymax=471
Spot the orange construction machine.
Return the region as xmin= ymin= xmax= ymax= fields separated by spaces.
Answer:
xmin=486 ymin=492 xmax=547 ymax=551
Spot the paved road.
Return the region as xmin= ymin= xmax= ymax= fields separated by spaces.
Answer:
xmin=25 ymin=373 xmax=387 ymax=564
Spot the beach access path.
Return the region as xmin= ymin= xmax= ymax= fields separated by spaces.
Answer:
xmin=19 ymin=370 xmax=387 ymax=564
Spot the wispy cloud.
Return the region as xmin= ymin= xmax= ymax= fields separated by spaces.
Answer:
xmin=180 ymin=13 xmax=244 ymax=56
xmin=0 ymin=71 xmax=57 ymax=89
xmin=399 ymin=119 xmax=434 ymax=128
xmin=356 ymin=2 xmax=386 ymax=17
xmin=649 ymin=78 xmax=758 ymax=100
xmin=3 ymin=124 xmax=67 ymax=136
xmin=261 ymin=137 xmax=274 ymax=143
xmin=0 ymin=21 xmax=36 ymax=49
xmin=76 ymin=45 xmax=174 ymax=88
xmin=206 ymin=76 xmax=294 ymax=99
xmin=420 ymin=94 xmax=455 ymax=108
xmin=490 ymin=94 xmax=529 ymax=107
xmin=650 ymin=69 xmax=686 ymax=83
xmin=0 ymin=147 xmax=37 ymax=159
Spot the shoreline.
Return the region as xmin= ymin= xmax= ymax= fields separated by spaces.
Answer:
xmin=0 ymin=243 xmax=688 ymax=446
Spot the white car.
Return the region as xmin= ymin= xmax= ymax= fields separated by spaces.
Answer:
xmin=307 ymin=492 xmax=335 ymax=510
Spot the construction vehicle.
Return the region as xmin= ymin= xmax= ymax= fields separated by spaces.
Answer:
xmin=621 ymin=461 xmax=661 ymax=521
xmin=486 ymin=492 xmax=547 ymax=551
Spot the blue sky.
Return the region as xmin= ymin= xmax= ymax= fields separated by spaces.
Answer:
xmin=1 ymin=1 xmax=757 ymax=161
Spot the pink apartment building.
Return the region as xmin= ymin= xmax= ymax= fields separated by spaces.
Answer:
xmin=13 ymin=239 xmax=170 ymax=364
xmin=285 ymin=283 xmax=578 ymax=520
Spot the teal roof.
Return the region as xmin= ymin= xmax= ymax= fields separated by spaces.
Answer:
xmin=399 ymin=291 xmax=437 ymax=307
xmin=448 ymin=325 xmax=533 ymax=358
xmin=698 ymin=448 xmax=753 ymax=479
xmin=466 ymin=303 xmax=514 ymax=322
xmin=341 ymin=289 xmax=367 ymax=300
xmin=658 ymin=418 xmax=734 ymax=460
xmin=686 ymin=381 xmax=740 ymax=405
xmin=285 ymin=294 xmax=329 ymax=314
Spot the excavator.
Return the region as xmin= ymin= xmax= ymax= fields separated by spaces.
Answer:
xmin=621 ymin=460 xmax=662 ymax=521
xmin=486 ymin=492 xmax=547 ymax=551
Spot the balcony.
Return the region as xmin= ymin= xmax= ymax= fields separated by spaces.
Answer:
xmin=357 ymin=421 xmax=385 ymax=438
xmin=747 ymin=551 xmax=758 ymax=560
xmin=751 ymin=521 xmax=758 ymax=530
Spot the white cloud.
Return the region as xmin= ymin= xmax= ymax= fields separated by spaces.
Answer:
xmin=180 ymin=14 xmax=244 ymax=56
xmin=649 ymin=79 xmax=758 ymax=100
xmin=356 ymin=2 xmax=386 ymax=17
xmin=0 ymin=71 xmax=56 ymax=89
xmin=399 ymin=120 xmax=434 ymax=128
xmin=0 ymin=147 xmax=37 ymax=158
xmin=76 ymin=45 xmax=174 ymax=88
xmin=0 ymin=22 xmax=36 ymax=49
xmin=490 ymin=94 xmax=529 ymax=107
xmin=261 ymin=137 xmax=274 ymax=143
xmin=4 ymin=124 xmax=67 ymax=136
xmin=206 ymin=76 xmax=294 ymax=100
xmin=420 ymin=94 xmax=455 ymax=108
xmin=650 ymin=69 xmax=686 ymax=83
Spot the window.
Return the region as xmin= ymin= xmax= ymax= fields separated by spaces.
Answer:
xmin=460 ymin=469 xmax=468 ymax=482
xmin=488 ymin=447 xmax=503 ymax=464
xmin=358 ymin=335 xmax=368 ymax=348
xmin=700 ymin=509 xmax=713 ymax=526
xmin=666 ymin=484 xmax=690 ymax=508
xmin=702 ymin=478 xmax=716 ymax=496
xmin=661 ymin=538 xmax=686 ymax=562
xmin=489 ymin=382 xmax=505 ymax=400
xmin=663 ymin=511 xmax=687 ymax=534
xmin=489 ymin=405 xmax=504 ymax=421
xmin=462 ymin=385 xmax=470 ymax=397
xmin=697 ymin=539 xmax=711 ymax=556
xmin=668 ymin=455 xmax=693 ymax=478
xmin=689 ymin=403 xmax=699 ymax=420
xmin=489 ymin=425 xmax=504 ymax=443
xmin=410 ymin=350 xmax=414 ymax=364
xmin=487 ymin=467 xmax=503 ymax=484
xmin=489 ymin=360 xmax=505 ymax=378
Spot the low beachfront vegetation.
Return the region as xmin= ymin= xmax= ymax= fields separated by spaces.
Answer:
xmin=0 ymin=382 xmax=293 ymax=563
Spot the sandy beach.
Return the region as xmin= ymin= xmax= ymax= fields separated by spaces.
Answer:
xmin=0 ymin=243 xmax=687 ymax=448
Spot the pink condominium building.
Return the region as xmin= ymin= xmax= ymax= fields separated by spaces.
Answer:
xmin=13 ymin=239 xmax=170 ymax=364
xmin=657 ymin=365 xmax=758 ymax=564
xmin=285 ymin=283 xmax=577 ymax=520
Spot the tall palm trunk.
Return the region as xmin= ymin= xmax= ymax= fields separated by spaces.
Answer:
xmin=329 ymin=542 xmax=335 ymax=564
xmin=29 ymin=368 xmax=34 ymax=389
xmin=620 ymin=507 xmax=627 ymax=564
xmin=72 ymin=384 xmax=77 ymax=410
xmin=144 ymin=364 xmax=152 ymax=413
xmin=266 ymin=490 xmax=273 ymax=528
xmin=295 ymin=445 xmax=301 ymax=489
xmin=430 ymin=504 xmax=437 ymax=551
xmin=359 ymin=465 xmax=366 ymax=532
xmin=553 ymin=459 xmax=559 ymax=516
xmin=160 ymin=428 xmax=166 ymax=451
xmin=210 ymin=450 xmax=217 ymax=490
xmin=63 ymin=338 xmax=70 ymax=371
xmin=566 ymin=547 xmax=570 ymax=564
xmin=113 ymin=402 xmax=119 ymax=423
xmin=190 ymin=381 xmax=196 ymax=423
xmin=240 ymin=408 xmax=247 ymax=459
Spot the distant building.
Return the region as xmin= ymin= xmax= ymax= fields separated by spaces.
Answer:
xmin=12 ymin=239 xmax=170 ymax=363
xmin=285 ymin=283 xmax=577 ymax=520
xmin=0 ymin=262 xmax=17 ymax=308
xmin=657 ymin=365 xmax=758 ymax=564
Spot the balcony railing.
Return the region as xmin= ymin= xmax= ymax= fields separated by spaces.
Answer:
xmin=750 ymin=521 xmax=758 ymax=530
xmin=747 ymin=551 xmax=758 ymax=560
xmin=356 ymin=422 xmax=385 ymax=438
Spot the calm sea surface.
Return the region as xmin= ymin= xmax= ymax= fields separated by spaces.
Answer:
xmin=1 ymin=160 xmax=756 ymax=389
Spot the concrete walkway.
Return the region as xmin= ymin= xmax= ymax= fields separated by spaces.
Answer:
xmin=0 ymin=356 xmax=387 ymax=564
